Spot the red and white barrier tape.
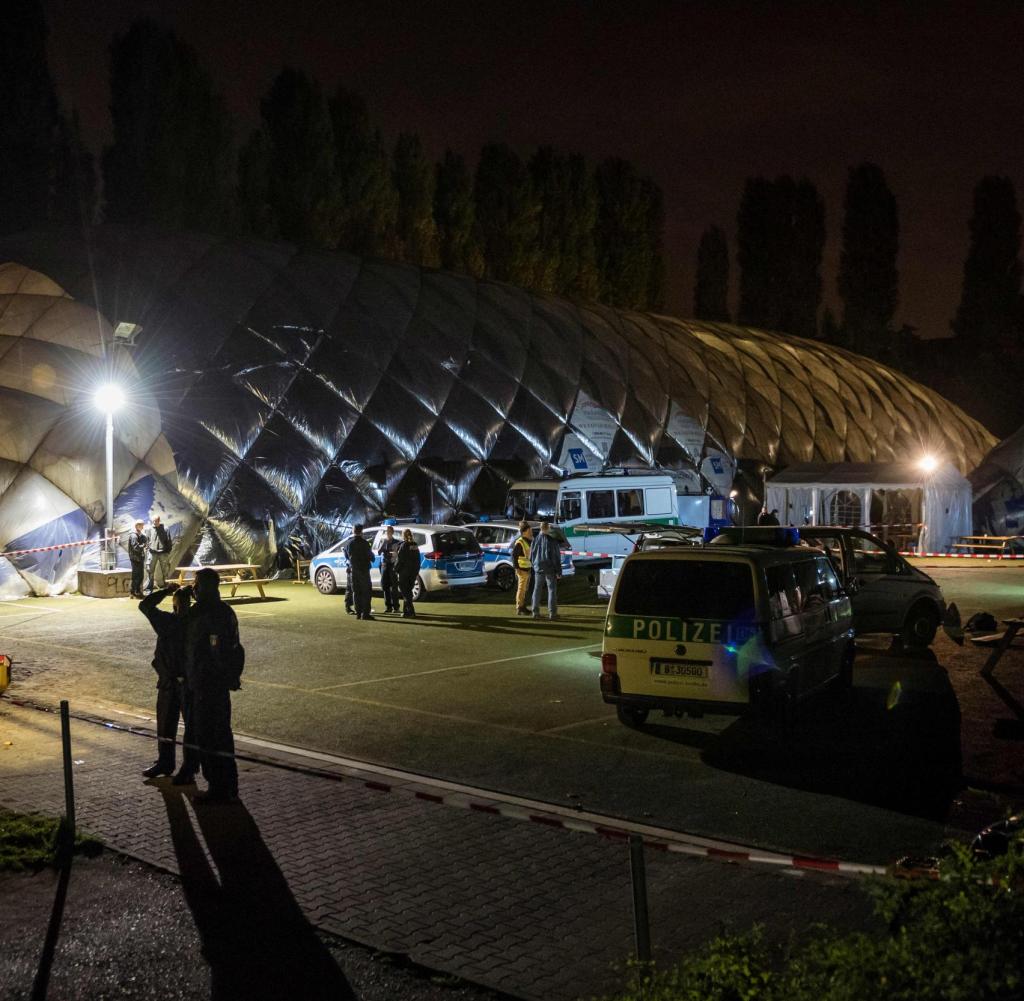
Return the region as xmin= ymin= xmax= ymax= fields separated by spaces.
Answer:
xmin=570 ymin=550 xmax=619 ymax=558
xmin=1 ymin=538 xmax=100 ymax=559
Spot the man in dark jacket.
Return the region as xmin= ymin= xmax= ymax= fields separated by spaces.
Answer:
xmin=146 ymin=515 xmax=173 ymax=592
xmin=128 ymin=520 xmax=148 ymax=599
xmin=186 ymin=568 xmax=242 ymax=803
xmin=346 ymin=525 xmax=374 ymax=620
xmin=396 ymin=528 xmax=421 ymax=617
xmin=376 ymin=524 xmax=402 ymax=613
xmin=139 ymin=583 xmax=199 ymax=783
xmin=530 ymin=522 xmax=563 ymax=620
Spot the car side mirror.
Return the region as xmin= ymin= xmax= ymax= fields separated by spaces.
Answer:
xmin=844 ymin=577 xmax=860 ymax=596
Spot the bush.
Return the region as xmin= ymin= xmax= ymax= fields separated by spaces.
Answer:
xmin=602 ymin=841 xmax=1024 ymax=1001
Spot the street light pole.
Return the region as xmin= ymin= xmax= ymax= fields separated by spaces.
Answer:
xmin=105 ymin=408 xmax=114 ymax=569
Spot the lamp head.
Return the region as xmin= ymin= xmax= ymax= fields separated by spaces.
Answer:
xmin=917 ymin=453 xmax=939 ymax=474
xmin=94 ymin=382 xmax=125 ymax=414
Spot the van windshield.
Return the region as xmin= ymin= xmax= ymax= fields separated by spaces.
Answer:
xmin=616 ymin=560 xmax=756 ymax=621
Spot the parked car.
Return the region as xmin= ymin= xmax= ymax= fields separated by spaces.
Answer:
xmin=311 ymin=524 xmax=486 ymax=601
xmin=465 ymin=520 xmax=575 ymax=590
xmin=709 ymin=525 xmax=946 ymax=648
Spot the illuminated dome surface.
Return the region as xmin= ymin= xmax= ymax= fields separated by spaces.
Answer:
xmin=0 ymin=227 xmax=996 ymax=568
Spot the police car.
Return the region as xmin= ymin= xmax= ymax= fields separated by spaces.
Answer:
xmin=465 ymin=519 xmax=575 ymax=591
xmin=311 ymin=523 xmax=487 ymax=601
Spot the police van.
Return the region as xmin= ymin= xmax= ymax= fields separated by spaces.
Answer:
xmin=504 ymin=472 xmax=681 ymax=557
xmin=599 ymin=543 xmax=855 ymax=727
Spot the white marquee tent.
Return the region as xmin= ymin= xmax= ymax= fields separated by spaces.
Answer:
xmin=766 ymin=461 xmax=972 ymax=554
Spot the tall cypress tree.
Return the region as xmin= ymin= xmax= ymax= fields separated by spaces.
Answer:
xmin=838 ymin=162 xmax=899 ymax=356
xmin=329 ymin=87 xmax=398 ymax=257
xmin=392 ymin=133 xmax=439 ymax=266
xmin=952 ymin=176 xmax=1022 ymax=347
xmin=528 ymin=147 xmax=599 ymax=299
xmin=594 ymin=158 xmax=664 ymax=310
xmin=473 ymin=143 xmax=540 ymax=286
xmin=737 ymin=175 xmax=824 ymax=338
xmin=257 ymin=68 xmax=340 ymax=247
xmin=693 ymin=225 xmax=730 ymax=321
xmin=103 ymin=19 xmax=232 ymax=231
xmin=236 ymin=128 xmax=276 ymax=239
xmin=434 ymin=150 xmax=482 ymax=276
xmin=0 ymin=0 xmax=70 ymax=233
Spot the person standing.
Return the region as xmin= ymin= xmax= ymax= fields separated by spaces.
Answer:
xmin=347 ymin=525 xmax=374 ymax=620
xmin=511 ymin=522 xmax=533 ymax=615
xmin=530 ymin=521 xmax=562 ymax=620
xmin=128 ymin=520 xmax=149 ymax=599
xmin=396 ymin=528 xmax=421 ymax=618
xmin=146 ymin=515 xmax=173 ymax=592
xmin=139 ymin=583 xmax=199 ymax=784
xmin=376 ymin=525 xmax=402 ymax=613
xmin=186 ymin=568 xmax=243 ymax=804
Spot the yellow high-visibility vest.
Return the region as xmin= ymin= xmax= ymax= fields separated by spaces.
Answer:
xmin=514 ymin=535 xmax=532 ymax=570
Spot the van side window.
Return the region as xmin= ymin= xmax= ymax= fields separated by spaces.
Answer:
xmin=645 ymin=486 xmax=673 ymax=516
xmin=587 ymin=490 xmax=615 ymax=519
xmin=765 ymin=564 xmax=803 ymax=636
xmin=616 ymin=488 xmax=644 ymax=517
xmin=794 ymin=559 xmax=827 ymax=609
xmin=814 ymin=556 xmax=840 ymax=599
xmin=560 ymin=491 xmax=582 ymax=521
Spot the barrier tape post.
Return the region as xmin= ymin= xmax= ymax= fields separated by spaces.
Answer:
xmin=59 ymin=699 xmax=76 ymax=845
xmin=628 ymin=833 xmax=652 ymax=964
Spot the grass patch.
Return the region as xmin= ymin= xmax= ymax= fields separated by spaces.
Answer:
xmin=0 ymin=808 xmax=102 ymax=870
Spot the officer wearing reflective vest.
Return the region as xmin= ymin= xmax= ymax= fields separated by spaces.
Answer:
xmin=511 ymin=522 xmax=533 ymax=616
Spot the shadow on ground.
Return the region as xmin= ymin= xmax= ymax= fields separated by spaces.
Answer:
xmin=642 ymin=646 xmax=963 ymax=820
xmin=159 ymin=787 xmax=354 ymax=1001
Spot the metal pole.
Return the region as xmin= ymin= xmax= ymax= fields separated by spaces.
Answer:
xmin=105 ymin=410 xmax=114 ymax=568
xmin=59 ymin=700 xmax=75 ymax=839
xmin=628 ymin=834 xmax=651 ymax=964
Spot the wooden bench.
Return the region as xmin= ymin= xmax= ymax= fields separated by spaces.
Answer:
xmin=226 ymin=577 xmax=273 ymax=599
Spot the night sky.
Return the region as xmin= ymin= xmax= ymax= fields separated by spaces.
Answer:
xmin=43 ymin=0 xmax=1024 ymax=341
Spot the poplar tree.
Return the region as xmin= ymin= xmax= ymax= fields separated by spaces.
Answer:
xmin=693 ymin=225 xmax=730 ymax=322
xmin=392 ymin=133 xmax=439 ymax=266
xmin=838 ymin=162 xmax=899 ymax=356
xmin=473 ymin=143 xmax=540 ymax=287
xmin=434 ymin=150 xmax=482 ymax=276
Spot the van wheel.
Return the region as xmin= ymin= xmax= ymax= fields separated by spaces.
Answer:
xmin=901 ymin=603 xmax=939 ymax=649
xmin=314 ymin=567 xmax=338 ymax=595
xmin=493 ymin=565 xmax=515 ymax=592
xmin=617 ymin=705 xmax=649 ymax=728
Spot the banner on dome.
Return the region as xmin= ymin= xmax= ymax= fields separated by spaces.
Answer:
xmin=664 ymin=404 xmax=706 ymax=465
xmin=564 ymin=391 xmax=618 ymax=467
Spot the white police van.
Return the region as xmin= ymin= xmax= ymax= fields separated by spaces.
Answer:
xmin=504 ymin=472 xmax=682 ymax=558
xmin=465 ymin=519 xmax=575 ymax=590
xmin=311 ymin=523 xmax=486 ymax=601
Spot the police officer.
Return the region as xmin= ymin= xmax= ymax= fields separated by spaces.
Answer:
xmin=186 ymin=568 xmax=242 ymax=803
xmin=377 ymin=525 xmax=402 ymax=613
xmin=347 ymin=524 xmax=374 ymax=620
xmin=139 ymin=583 xmax=199 ymax=783
xmin=396 ymin=528 xmax=421 ymax=617
xmin=530 ymin=521 xmax=562 ymax=620
xmin=146 ymin=515 xmax=173 ymax=592
xmin=128 ymin=520 xmax=149 ymax=599
xmin=511 ymin=522 xmax=533 ymax=615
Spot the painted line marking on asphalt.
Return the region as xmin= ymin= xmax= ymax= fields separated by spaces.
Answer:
xmin=539 ymin=714 xmax=620 ymax=733
xmin=310 ymin=642 xmax=602 ymax=691
xmin=0 ymin=633 xmax=140 ymax=664
xmin=0 ymin=601 xmax=58 ymax=615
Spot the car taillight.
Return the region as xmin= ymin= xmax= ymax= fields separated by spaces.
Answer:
xmin=427 ymin=551 xmax=444 ymax=560
xmin=601 ymin=653 xmax=617 ymax=674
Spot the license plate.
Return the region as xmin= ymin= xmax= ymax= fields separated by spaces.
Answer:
xmin=649 ymin=659 xmax=710 ymax=680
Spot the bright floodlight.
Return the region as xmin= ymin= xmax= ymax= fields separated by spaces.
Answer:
xmin=93 ymin=382 xmax=125 ymax=414
xmin=917 ymin=453 xmax=939 ymax=473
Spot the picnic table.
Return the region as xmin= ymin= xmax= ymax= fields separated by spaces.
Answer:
xmin=953 ymin=534 xmax=1024 ymax=556
xmin=972 ymin=617 xmax=1024 ymax=677
xmin=170 ymin=563 xmax=271 ymax=599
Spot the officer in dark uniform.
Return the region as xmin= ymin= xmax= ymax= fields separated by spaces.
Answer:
xmin=139 ymin=583 xmax=199 ymax=782
xmin=347 ymin=525 xmax=374 ymax=620
xmin=128 ymin=520 xmax=149 ymax=599
xmin=186 ymin=568 xmax=242 ymax=803
xmin=377 ymin=524 xmax=402 ymax=613
xmin=344 ymin=559 xmax=355 ymax=615
xmin=396 ymin=528 xmax=421 ymax=617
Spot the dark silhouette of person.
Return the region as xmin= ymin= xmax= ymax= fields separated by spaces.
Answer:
xmin=186 ymin=568 xmax=242 ymax=803
xmin=346 ymin=525 xmax=374 ymax=620
xmin=159 ymin=786 xmax=354 ymax=1001
xmin=396 ymin=528 xmax=421 ymax=617
xmin=376 ymin=524 xmax=402 ymax=613
xmin=139 ymin=583 xmax=200 ymax=783
xmin=127 ymin=520 xmax=149 ymax=599
xmin=758 ymin=509 xmax=780 ymax=526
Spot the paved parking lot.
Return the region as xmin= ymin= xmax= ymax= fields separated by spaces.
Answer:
xmin=1 ymin=561 xmax=1021 ymax=864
